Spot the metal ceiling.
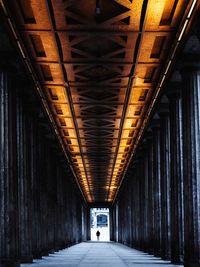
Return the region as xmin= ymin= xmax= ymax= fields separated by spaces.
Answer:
xmin=1 ymin=0 xmax=199 ymax=203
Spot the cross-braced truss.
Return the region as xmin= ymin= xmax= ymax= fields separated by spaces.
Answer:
xmin=3 ymin=0 xmax=198 ymax=202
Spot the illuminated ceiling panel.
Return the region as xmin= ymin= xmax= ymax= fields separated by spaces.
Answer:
xmin=1 ymin=0 xmax=199 ymax=203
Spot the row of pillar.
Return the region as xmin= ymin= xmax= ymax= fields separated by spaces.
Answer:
xmin=111 ymin=67 xmax=200 ymax=267
xmin=0 ymin=71 xmax=88 ymax=267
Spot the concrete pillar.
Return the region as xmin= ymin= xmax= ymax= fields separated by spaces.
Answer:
xmin=132 ymin=160 xmax=140 ymax=249
xmin=39 ymin=134 xmax=49 ymax=256
xmin=109 ymin=207 xmax=114 ymax=241
xmin=138 ymin=155 xmax=145 ymax=251
xmin=127 ymin=179 xmax=133 ymax=247
xmin=129 ymin=173 xmax=134 ymax=247
xmin=151 ymin=120 xmax=162 ymax=256
xmin=181 ymin=67 xmax=200 ymax=267
xmin=30 ymin=120 xmax=42 ymax=259
xmin=16 ymin=92 xmax=33 ymax=263
xmin=166 ymin=85 xmax=184 ymax=263
xmin=146 ymin=133 xmax=154 ymax=254
xmin=158 ymin=106 xmax=171 ymax=260
xmin=115 ymin=202 xmax=119 ymax=242
xmin=0 ymin=72 xmax=20 ymax=267
xmin=142 ymin=140 xmax=150 ymax=253
xmin=86 ymin=207 xmax=91 ymax=240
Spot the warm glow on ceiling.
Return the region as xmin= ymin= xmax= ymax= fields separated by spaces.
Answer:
xmin=1 ymin=0 xmax=198 ymax=203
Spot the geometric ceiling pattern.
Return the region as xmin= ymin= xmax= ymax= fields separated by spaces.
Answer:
xmin=3 ymin=0 xmax=199 ymax=202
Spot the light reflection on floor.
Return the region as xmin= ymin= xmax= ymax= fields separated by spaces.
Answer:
xmin=22 ymin=242 xmax=183 ymax=267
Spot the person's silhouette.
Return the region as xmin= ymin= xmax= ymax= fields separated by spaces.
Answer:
xmin=96 ymin=230 xmax=100 ymax=241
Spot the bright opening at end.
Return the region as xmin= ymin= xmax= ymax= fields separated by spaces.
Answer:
xmin=90 ymin=208 xmax=110 ymax=241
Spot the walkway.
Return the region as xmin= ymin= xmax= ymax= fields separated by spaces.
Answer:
xmin=22 ymin=242 xmax=183 ymax=267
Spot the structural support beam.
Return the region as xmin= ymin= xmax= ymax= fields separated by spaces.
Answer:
xmin=151 ymin=120 xmax=162 ymax=257
xmin=181 ymin=67 xmax=200 ymax=267
xmin=167 ymin=85 xmax=184 ymax=263
xmin=159 ymin=107 xmax=171 ymax=260
xmin=146 ymin=132 xmax=154 ymax=254
xmin=0 ymin=71 xmax=20 ymax=267
xmin=16 ymin=92 xmax=33 ymax=262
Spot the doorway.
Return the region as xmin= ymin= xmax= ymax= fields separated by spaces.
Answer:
xmin=90 ymin=208 xmax=110 ymax=241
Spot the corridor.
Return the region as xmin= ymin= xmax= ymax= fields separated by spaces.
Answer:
xmin=22 ymin=242 xmax=183 ymax=267
xmin=0 ymin=1 xmax=200 ymax=267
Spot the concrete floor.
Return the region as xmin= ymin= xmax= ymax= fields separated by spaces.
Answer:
xmin=22 ymin=242 xmax=183 ymax=267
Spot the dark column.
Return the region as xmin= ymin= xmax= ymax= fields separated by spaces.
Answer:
xmin=146 ymin=132 xmax=154 ymax=254
xmin=127 ymin=178 xmax=132 ymax=247
xmin=181 ymin=67 xmax=200 ymax=267
xmin=30 ymin=121 xmax=42 ymax=259
xmin=137 ymin=158 xmax=143 ymax=249
xmin=127 ymin=177 xmax=133 ymax=247
xmin=86 ymin=207 xmax=91 ymax=240
xmin=118 ymin=188 xmax=125 ymax=244
xmin=121 ymin=181 xmax=129 ymax=245
xmin=0 ymin=72 xmax=20 ymax=267
xmin=138 ymin=155 xmax=145 ymax=251
xmin=151 ymin=120 xmax=161 ymax=256
xmin=39 ymin=134 xmax=49 ymax=256
xmin=166 ymin=84 xmax=184 ymax=263
xmin=55 ymin=164 xmax=65 ymax=250
xmin=109 ymin=207 xmax=114 ymax=241
xmin=138 ymin=140 xmax=152 ymax=253
xmin=158 ymin=106 xmax=171 ymax=260
xmin=132 ymin=160 xmax=140 ymax=249
xmin=16 ymin=92 xmax=33 ymax=263
xmin=129 ymin=172 xmax=134 ymax=247
xmin=115 ymin=201 xmax=119 ymax=243
xmin=142 ymin=140 xmax=149 ymax=252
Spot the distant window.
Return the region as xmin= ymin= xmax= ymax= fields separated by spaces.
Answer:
xmin=97 ymin=214 xmax=108 ymax=227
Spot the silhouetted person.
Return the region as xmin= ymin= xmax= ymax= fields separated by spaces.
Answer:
xmin=96 ymin=230 xmax=100 ymax=241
